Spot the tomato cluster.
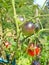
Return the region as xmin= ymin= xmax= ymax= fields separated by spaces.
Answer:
xmin=22 ymin=21 xmax=40 ymax=36
xmin=27 ymin=43 xmax=41 ymax=56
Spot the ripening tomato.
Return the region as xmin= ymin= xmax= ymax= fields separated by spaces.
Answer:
xmin=27 ymin=43 xmax=41 ymax=56
xmin=27 ymin=49 xmax=34 ymax=56
xmin=22 ymin=21 xmax=35 ymax=36
xmin=5 ymin=41 xmax=11 ymax=48
xmin=27 ymin=47 xmax=41 ymax=56
xmin=35 ymin=47 xmax=41 ymax=55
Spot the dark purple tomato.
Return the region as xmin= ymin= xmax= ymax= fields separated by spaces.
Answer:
xmin=22 ymin=21 xmax=35 ymax=36
xmin=31 ymin=60 xmax=40 ymax=65
xmin=35 ymin=23 xmax=40 ymax=32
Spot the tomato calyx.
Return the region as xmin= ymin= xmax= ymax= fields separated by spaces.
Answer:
xmin=35 ymin=47 xmax=41 ymax=55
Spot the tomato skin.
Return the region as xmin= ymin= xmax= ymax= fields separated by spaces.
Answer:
xmin=35 ymin=47 xmax=41 ymax=55
xmin=27 ymin=49 xmax=34 ymax=56
xmin=22 ymin=21 xmax=35 ymax=36
xmin=27 ymin=48 xmax=41 ymax=56
xmin=5 ymin=41 xmax=11 ymax=48
xmin=31 ymin=60 xmax=40 ymax=65
xmin=27 ymin=43 xmax=41 ymax=56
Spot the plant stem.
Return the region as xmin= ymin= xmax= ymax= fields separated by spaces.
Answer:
xmin=38 ymin=29 xmax=49 ymax=35
xmin=33 ymin=14 xmax=49 ymax=18
xmin=35 ymin=8 xmax=43 ymax=29
xmin=12 ymin=0 xmax=19 ymax=36
xmin=41 ymin=0 xmax=47 ymax=9
xmin=19 ymin=14 xmax=49 ymax=28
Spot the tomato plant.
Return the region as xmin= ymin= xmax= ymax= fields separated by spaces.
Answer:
xmin=0 ymin=0 xmax=49 ymax=65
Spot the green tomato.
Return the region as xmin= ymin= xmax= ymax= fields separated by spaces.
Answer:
xmin=22 ymin=21 xmax=35 ymax=36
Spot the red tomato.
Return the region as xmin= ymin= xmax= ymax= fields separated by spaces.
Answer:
xmin=5 ymin=41 xmax=10 ymax=48
xmin=27 ymin=49 xmax=34 ymax=56
xmin=27 ymin=43 xmax=41 ymax=56
xmin=35 ymin=47 xmax=41 ymax=55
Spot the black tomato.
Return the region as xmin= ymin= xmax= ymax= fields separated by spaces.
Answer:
xmin=35 ymin=23 xmax=40 ymax=32
xmin=22 ymin=21 xmax=35 ymax=36
xmin=31 ymin=60 xmax=40 ymax=65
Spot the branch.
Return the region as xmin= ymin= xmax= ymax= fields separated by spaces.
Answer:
xmin=33 ymin=14 xmax=49 ymax=18
xmin=38 ymin=28 xmax=49 ymax=35
xmin=41 ymin=0 xmax=47 ymax=9
xmin=12 ymin=0 xmax=19 ymax=36
xmin=22 ymin=28 xmax=49 ymax=42
xmin=19 ymin=14 xmax=49 ymax=28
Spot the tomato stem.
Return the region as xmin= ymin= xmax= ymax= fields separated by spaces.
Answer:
xmin=12 ymin=0 xmax=19 ymax=37
xmin=33 ymin=14 xmax=49 ymax=19
xmin=41 ymin=0 xmax=47 ymax=9
xmin=22 ymin=28 xmax=49 ymax=42
xmin=19 ymin=14 xmax=49 ymax=29
xmin=38 ymin=29 xmax=49 ymax=35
